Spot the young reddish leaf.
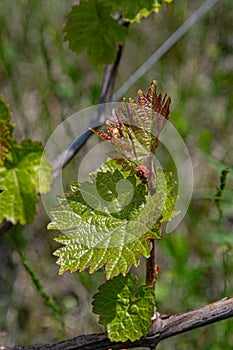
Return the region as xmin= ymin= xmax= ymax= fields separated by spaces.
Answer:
xmin=91 ymin=81 xmax=171 ymax=161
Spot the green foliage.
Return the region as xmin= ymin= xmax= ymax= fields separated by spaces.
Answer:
xmin=49 ymin=161 xmax=177 ymax=279
xmin=64 ymin=0 xmax=173 ymax=64
xmin=0 ymin=98 xmax=52 ymax=225
xmin=93 ymin=274 xmax=155 ymax=342
xmin=1 ymin=1 xmax=233 ymax=348
xmin=64 ymin=0 xmax=127 ymax=65
xmin=48 ymin=82 xmax=178 ymax=341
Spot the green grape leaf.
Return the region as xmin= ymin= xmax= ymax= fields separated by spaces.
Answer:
xmin=0 ymin=97 xmax=14 ymax=165
xmin=0 ymin=139 xmax=52 ymax=225
xmin=48 ymin=160 xmax=178 ymax=279
xmin=92 ymin=274 xmax=155 ymax=342
xmin=99 ymin=0 xmax=173 ymax=23
xmin=64 ymin=0 xmax=127 ymax=64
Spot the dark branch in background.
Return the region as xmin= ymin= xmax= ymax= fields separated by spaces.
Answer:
xmin=4 ymin=297 xmax=233 ymax=350
xmin=51 ymin=43 xmax=123 ymax=179
xmin=52 ymin=12 xmax=128 ymax=179
xmin=52 ymin=43 xmax=123 ymax=179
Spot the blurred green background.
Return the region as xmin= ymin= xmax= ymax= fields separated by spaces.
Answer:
xmin=0 ymin=0 xmax=233 ymax=349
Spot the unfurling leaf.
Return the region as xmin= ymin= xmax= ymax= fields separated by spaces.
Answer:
xmin=91 ymin=80 xmax=171 ymax=161
xmin=93 ymin=274 xmax=155 ymax=342
xmin=99 ymin=0 xmax=173 ymax=23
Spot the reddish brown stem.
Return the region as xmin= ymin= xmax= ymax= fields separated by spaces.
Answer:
xmin=146 ymin=156 xmax=157 ymax=292
xmin=146 ymin=239 xmax=156 ymax=292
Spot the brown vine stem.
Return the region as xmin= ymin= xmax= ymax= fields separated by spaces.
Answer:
xmin=146 ymin=156 xmax=158 ymax=292
xmin=3 ymin=297 xmax=233 ymax=350
xmin=146 ymin=239 xmax=156 ymax=292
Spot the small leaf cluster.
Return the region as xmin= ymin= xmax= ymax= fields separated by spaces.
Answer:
xmin=92 ymin=80 xmax=171 ymax=160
